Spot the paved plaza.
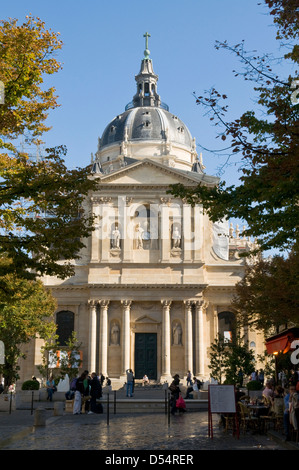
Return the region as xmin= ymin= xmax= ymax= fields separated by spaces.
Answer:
xmin=0 ymin=408 xmax=292 ymax=452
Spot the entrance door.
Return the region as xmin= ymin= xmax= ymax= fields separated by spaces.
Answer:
xmin=135 ymin=333 xmax=157 ymax=380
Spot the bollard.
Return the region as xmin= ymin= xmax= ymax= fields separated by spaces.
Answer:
xmin=114 ymin=390 xmax=116 ymax=414
xmin=34 ymin=407 xmax=46 ymax=426
xmin=165 ymin=389 xmax=167 ymax=415
xmin=168 ymin=393 xmax=171 ymax=427
xmin=31 ymin=390 xmax=34 ymax=415
xmin=9 ymin=392 xmax=12 ymax=415
xmin=107 ymin=393 xmax=109 ymax=426
xmin=53 ymin=401 xmax=64 ymax=416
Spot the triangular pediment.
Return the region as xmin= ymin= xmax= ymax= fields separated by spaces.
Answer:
xmin=96 ymin=159 xmax=217 ymax=187
xmin=135 ymin=315 xmax=160 ymax=324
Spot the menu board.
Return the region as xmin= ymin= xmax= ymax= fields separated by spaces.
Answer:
xmin=208 ymin=385 xmax=236 ymax=413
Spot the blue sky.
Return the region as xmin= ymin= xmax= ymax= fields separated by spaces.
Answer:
xmin=1 ymin=0 xmax=282 ymax=182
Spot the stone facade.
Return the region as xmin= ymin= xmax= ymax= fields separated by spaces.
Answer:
xmin=18 ymin=45 xmax=264 ymax=387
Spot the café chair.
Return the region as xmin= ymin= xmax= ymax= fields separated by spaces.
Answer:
xmin=238 ymin=402 xmax=259 ymax=434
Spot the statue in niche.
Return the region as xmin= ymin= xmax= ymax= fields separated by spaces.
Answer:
xmin=173 ymin=322 xmax=182 ymax=345
xmin=135 ymin=223 xmax=144 ymax=249
xmin=172 ymin=225 xmax=181 ymax=249
xmin=110 ymin=322 xmax=120 ymax=345
xmin=111 ymin=226 xmax=121 ymax=249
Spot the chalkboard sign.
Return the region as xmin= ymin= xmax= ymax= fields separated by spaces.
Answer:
xmin=208 ymin=384 xmax=236 ymax=413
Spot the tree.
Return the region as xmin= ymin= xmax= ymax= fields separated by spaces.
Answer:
xmin=232 ymin=251 xmax=299 ymax=333
xmin=1 ymin=145 xmax=96 ymax=281
xmin=169 ymin=0 xmax=299 ymax=254
xmin=208 ymin=335 xmax=227 ymax=384
xmin=0 ymin=16 xmax=97 ymax=281
xmin=0 ymin=272 xmax=57 ymax=389
xmin=209 ymin=334 xmax=255 ymax=385
xmin=37 ymin=331 xmax=82 ymax=384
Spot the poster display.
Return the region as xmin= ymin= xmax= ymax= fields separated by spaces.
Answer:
xmin=208 ymin=384 xmax=236 ymax=413
xmin=208 ymin=384 xmax=239 ymax=439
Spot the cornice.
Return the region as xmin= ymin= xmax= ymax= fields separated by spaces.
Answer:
xmin=49 ymin=283 xmax=208 ymax=291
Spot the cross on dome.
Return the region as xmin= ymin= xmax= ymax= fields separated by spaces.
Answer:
xmin=143 ymin=32 xmax=151 ymax=59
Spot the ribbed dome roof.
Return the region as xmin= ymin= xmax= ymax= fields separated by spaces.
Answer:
xmin=100 ymin=106 xmax=193 ymax=150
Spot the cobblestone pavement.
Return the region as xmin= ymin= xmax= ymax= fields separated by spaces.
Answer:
xmin=0 ymin=410 xmax=289 ymax=451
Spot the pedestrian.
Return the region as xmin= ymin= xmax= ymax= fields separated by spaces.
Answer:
xmin=289 ymin=384 xmax=299 ymax=432
xmin=87 ymin=372 xmax=102 ymax=414
xmin=258 ymin=369 xmax=264 ymax=386
xmin=142 ymin=375 xmax=149 ymax=386
xmin=46 ymin=375 xmax=56 ymax=402
xmin=289 ymin=369 xmax=298 ymax=387
xmin=250 ymin=370 xmax=257 ymax=381
xmin=169 ymin=374 xmax=180 ymax=415
xmin=132 ymin=370 xmax=135 ymax=394
xmin=283 ymin=385 xmax=295 ymax=441
xmin=126 ymin=369 xmax=134 ymax=397
xmin=238 ymin=369 xmax=243 ymax=387
xmin=263 ymin=380 xmax=274 ymax=401
xmin=100 ymin=373 xmax=105 ymax=386
xmin=184 ymin=376 xmax=200 ymax=399
xmin=186 ymin=371 xmax=192 ymax=387
xmin=106 ymin=376 xmax=111 ymax=386
xmin=73 ymin=371 xmax=88 ymax=415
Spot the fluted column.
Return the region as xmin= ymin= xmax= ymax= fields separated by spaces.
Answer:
xmin=184 ymin=300 xmax=193 ymax=375
xmin=99 ymin=300 xmax=109 ymax=376
xmin=121 ymin=300 xmax=132 ymax=374
xmin=161 ymin=300 xmax=172 ymax=380
xmin=88 ymin=300 xmax=98 ymax=373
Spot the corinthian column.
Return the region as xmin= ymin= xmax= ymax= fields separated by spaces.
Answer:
xmin=88 ymin=300 xmax=98 ymax=373
xmin=99 ymin=300 xmax=109 ymax=377
xmin=194 ymin=300 xmax=207 ymax=378
xmin=121 ymin=300 xmax=132 ymax=375
xmin=184 ymin=300 xmax=193 ymax=376
xmin=161 ymin=300 xmax=172 ymax=380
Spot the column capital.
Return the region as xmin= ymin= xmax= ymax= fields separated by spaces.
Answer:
xmin=88 ymin=299 xmax=98 ymax=308
xmin=121 ymin=299 xmax=132 ymax=308
xmin=99 ymin=300 xmax=110 ymax=309
xmin=183 ymin=299 xmax=193 ymax=309
xmin=161 ymin=299 xmax=172 ymax=308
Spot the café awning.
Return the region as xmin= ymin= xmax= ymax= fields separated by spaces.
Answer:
xmin=265 ymin=328 xmax=299 ymax=355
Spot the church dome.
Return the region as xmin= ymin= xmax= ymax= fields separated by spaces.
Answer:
xmin=100 ymin=106 xmax=193 ymax=149
xmin=93 ymin=34 xmax=200 ymax=174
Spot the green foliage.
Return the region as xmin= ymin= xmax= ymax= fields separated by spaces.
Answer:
xmin=233 ymin=251 xmax=299 ymax=332
xmin=21 ymin=380 xmax=40 ymax=390
xmin=246 ymin=380 xmax=263 ymax=391
xmin=168 ymin=1 xmax=299 ymax=254
xmin=209 ymin=333 xmax=255 ymax=385
xmin=37 ymin=331 xmax=82 ymax=384
xmin=0 ymin=271 xmax=57 ymax=388
xmin=58 ymin=331 xmax=82 ymax=383
xmin=0 ymin=16 xmax=98 ymax=281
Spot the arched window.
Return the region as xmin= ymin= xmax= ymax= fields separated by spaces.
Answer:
xmin=218 ymin=311 xmax=236 ymax=342
xmin=56 ymin=311 xmax=75 ymax=346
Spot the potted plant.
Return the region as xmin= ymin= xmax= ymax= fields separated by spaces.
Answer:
xmin=246 ymin=380 xmax=263 ymax=400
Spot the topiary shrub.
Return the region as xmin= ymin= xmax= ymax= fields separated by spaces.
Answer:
xmin=21 ymin=380 xmax=40 ymax=391
xmin=246 ymin=380 xmax=263 ymax=391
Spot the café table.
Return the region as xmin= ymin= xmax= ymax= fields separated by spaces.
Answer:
xmin=247 ymin=404 xmax=271 ymax=433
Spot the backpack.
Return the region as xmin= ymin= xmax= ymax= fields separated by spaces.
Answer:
xmin=70 ymin=377 xmax=77 ymax=391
